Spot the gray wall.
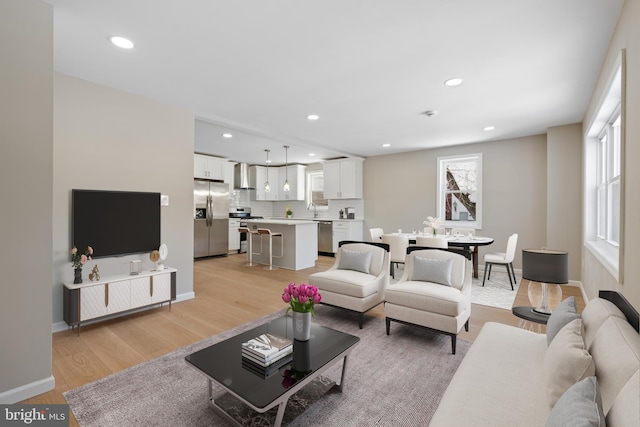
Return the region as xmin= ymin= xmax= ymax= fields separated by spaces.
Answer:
xmin=52 ymin=73 xmax=195 ymax=326
xmin=582 ymin=0 xmax=640 ymax=309
xmin=0 ymin=0 xmax=54 ymax=402
xmin=363 ymin=135 xmax=550 ymax=273
xmin=547 ymin=124 xmax=583 ymax=279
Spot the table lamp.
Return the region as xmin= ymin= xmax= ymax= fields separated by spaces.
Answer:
xmin=522 ymin=248 xmax=568 ymax=315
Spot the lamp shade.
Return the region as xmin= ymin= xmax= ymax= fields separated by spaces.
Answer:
xmin=522 ymin=249 xmax=568 ymax=284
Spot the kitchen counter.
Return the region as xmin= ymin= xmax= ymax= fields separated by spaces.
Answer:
xmin=246 ymin=219 xmax=318 ymax=270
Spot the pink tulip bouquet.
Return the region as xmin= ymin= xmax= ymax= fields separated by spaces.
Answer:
xmin=281 ymin=282 xmax=322 ymax=316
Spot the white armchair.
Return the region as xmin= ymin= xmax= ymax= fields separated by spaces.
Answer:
xmin=308 ymin=241 xmax=390 ymax=329
xmin=384 ymin=248 xmax=472 ymax=354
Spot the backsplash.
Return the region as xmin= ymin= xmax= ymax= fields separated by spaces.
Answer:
xmin=231 ymin=189 xmax=364 ymax=220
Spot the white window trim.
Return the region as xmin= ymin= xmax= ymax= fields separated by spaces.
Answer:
xmin=306 ymin=170 xmax=329 ymax=211
xmin=437 ymin=153 xmax=483 ymax=229
xmin=584 ymin=49 xmax=625 ymax=283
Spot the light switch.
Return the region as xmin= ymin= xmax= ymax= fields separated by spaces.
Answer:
xmin=160 ymin=194 xmax=169 ymax=206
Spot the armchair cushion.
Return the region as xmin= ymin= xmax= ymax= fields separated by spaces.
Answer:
xmin=338 ymin=248 xmax=373 ymax=274
xmin=310 ymin=269 xmax=379 ymax=298
xmin=385 ymin=282 xmax=467 ymax=317
xmin=411 ymin=256 xmax=453 ymax=286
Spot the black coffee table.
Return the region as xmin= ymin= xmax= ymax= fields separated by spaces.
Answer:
xmin=185 ymin=316 xmax=359 ymax=427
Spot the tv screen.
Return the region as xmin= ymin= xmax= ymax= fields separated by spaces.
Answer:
xmin=72 ymin=190 xmax=161 ymax=258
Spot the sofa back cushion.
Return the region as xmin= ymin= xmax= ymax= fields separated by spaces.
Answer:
xmin=582 ymin=297 xmax=640 ymax=426
xmin=339 ymin=243 xmax=386 ymax=277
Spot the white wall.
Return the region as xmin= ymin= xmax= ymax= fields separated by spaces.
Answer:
xmin=52 ymin=74 xmax=195 ymax=324
xmin=363 ymin=135 xmax=549 ymax=272
xmin=581 ymin=0 xmax=640 ymax=309
xmin=0 ymin=0 xmax=54 ymax=403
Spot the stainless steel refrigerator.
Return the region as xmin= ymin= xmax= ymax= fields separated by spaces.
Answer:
xmin=194 ymin=180 xmax=230 ymax=258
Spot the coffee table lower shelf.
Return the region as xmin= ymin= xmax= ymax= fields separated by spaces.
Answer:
xmin=205 ymin=353 xmax=352 ymax=427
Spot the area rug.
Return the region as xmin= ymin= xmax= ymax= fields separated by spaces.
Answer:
xmin=64 ymin=305 xmax=471 ymax=426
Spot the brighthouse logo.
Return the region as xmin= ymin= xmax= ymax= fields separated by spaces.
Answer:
xmin=1 ymin=405 xmax=68 ymax=426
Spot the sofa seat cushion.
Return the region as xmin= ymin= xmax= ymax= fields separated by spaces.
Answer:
xmin=310 ymin=270 xmax=378 ymax=298
xmin=385 ymin=281 xmax=466 ymax=317
xmin=429 ymin=322 xmax=549 ymax=427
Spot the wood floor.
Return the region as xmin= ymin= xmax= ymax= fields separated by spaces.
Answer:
xmin=21 ymin=253 xmax=582 ymax=426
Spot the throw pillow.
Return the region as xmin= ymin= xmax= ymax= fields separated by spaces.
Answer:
xmin=544 ymin=318 xmax=596 ymax=408
xmin=546 ymin=377 xmax=605 ymax=427
xmin=411 ymin=256 xmax=454 ymax=287
xmin=338 ymin=248 xmax=373 ymax=274
xmin=547 ymin=296 xmax=580 ymax=346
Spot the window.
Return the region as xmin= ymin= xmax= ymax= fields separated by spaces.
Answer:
xmin=585 ymin=52 xmax=624 ymax=282
xmin=307 ymin=170 xmax=328 ymax=209
xmin=437 ymin=153 xmax=482 ymax=228
xmin=596 ymin=112 xmax=621 ymax=245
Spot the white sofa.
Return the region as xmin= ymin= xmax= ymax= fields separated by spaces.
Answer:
xmin=430 ymin=291 xmax=639 ymax=427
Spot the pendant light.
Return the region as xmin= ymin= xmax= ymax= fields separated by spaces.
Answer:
xmin=264 ymin=149 xmax=271 ymax=192
xmin=283 ymin=145 xmax=290 ymax=192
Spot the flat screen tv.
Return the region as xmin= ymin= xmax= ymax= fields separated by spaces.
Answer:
xmin=72 ymin=189 xmax=161 ymax=258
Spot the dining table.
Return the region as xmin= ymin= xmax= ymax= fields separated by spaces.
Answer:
xmin=396 ymin=233 xmax=495 ymax=279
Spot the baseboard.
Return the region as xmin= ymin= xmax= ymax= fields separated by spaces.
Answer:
xmin=51 ymin=291 xmax=196 ymax=333
xmin=0 ymin=375 xmax=55 ymax=404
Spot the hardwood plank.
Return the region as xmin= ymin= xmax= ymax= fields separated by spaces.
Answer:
xmin=20 ymin=253 xmax=585 ymax=427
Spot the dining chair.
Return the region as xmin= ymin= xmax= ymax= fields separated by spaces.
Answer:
xmin=482 ymin=233 xmax=518 ymax=290
xmin=369 ymin=228 xmax=384 ymax=242
xmin=381 ymin=234 xmax=410 ymax=278
xmin=415 ymin=235 xmax=448 ymax=248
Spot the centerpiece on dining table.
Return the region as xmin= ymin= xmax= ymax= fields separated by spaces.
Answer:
xmin=423 ymin=216 xmax=442 ymax=236
xmin=282 ymin=283 xmax=322 ymax=341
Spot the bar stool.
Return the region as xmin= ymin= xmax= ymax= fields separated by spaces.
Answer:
xmin=238 ymin=227 xmax=260 ymax=267
xmin=257 ymin=228 xmax=283 ymax=270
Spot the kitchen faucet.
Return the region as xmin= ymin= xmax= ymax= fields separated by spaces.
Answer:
xmin=308 ymin=202 xmax=318 ymax=218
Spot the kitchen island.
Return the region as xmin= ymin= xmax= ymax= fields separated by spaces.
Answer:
xmin=246 ymin=219 xmax=318 ymax=270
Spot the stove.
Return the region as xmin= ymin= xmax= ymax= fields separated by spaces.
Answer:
xmin=229 ymin=207 xmax=263 ymax=253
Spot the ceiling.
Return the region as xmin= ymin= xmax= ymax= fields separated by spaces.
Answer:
xmin=44 ymin=0 xmax=624 ymax=166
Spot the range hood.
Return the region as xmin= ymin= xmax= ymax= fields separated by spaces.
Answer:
xmin=234 ymin=163 xmax=255 ymax=189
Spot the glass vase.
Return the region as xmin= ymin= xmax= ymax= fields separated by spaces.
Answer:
xmin=292 ymin=311 xmax=311 ymax=341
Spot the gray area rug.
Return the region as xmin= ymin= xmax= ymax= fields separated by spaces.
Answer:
xmin=64 ymin=305 xmax=471 ymax=426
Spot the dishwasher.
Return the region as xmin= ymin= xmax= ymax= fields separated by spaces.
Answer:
xmin=317 ymin=221 xmax=334 ymax=255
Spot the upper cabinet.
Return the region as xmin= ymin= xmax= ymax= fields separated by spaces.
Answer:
xmin=278 ymin=164 xmax=306 ymax=201
xmin=250 ymin=165 xmax=306 ymax=201
xmin=194 ymin=154 xmax=234 ymax=186
xmin=323 ymin=158 xmax=363 ymax=199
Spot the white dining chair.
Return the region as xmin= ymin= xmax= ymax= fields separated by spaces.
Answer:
xmin=482 ymin=233 xmax=518 ymax=290
xmin=415 ymin=236 xmax=448 ymax=248
xmin=381 ymin=234 xmax=410 ymax=278
xmin=369 ymin=228 xmax=384 ymax=242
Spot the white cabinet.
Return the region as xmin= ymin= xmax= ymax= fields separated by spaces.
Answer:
xmin=278 ymin=164 xmax=306 ymax=201
xmin=332 ymin=220 xmax=364 ymax=252
xmin=229 ymin=218 xmax=240 ymax=252
xmin=194 ymin=154 xmax=225 ymax=180
xmin=64 ymin=269 xmax=176 ymax=332
xmin=223 ymin=161 xmax=235 ymax=187
xmin=323 ymin=158 xmax=363 ymax=199
xmin=252 ymin=165 xmax=279 ymax=201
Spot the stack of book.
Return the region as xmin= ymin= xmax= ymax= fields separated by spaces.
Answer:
xmin=241 ymin=333 xmax=293 ymax=373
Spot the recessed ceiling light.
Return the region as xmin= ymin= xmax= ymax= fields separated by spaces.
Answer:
xmin=307 ymin=114 xmax=320 ymax=120
xmin=308 ymin=153 xmax=316 ymax=157
xmin=382 ymin=143 xmax=391 ymax=148
xmin=483 ymin=126 xmax=495 ymax=131
xmin=109 ymin=36 xmax=134 ymax=49
xmin=222 ymin=133 xmax=233 ymax=138
xmin=444 ymin=78 xmax=463 ymax=87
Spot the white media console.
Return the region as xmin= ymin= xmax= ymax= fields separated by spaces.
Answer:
xmin=63 ymin=267 xmax=177 ymax=334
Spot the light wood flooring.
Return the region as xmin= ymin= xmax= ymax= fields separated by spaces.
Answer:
xmin=21 ymin=253 xmax=584 ymax=426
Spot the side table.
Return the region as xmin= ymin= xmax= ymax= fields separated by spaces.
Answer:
xmin=512 ymin=306 xmax=550 ymax=333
